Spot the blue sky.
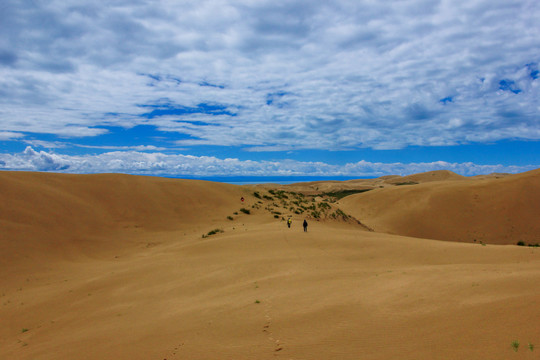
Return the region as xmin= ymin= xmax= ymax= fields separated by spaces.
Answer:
xmin=1 ymin=0 xmax=539 ymax=179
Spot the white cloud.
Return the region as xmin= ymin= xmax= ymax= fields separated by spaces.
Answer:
xmin=1 ymin=147 xmax=536 ymax=177
xmin=0 ymin=0 xmax=539 ymax=153
xmin=0 ymin=131 xmax=24 ymax=140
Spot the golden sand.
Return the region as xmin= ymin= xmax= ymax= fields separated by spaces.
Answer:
xmin=1 ymin=170 xmax=539 ymax=359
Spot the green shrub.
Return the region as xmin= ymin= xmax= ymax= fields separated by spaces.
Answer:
xmin=240 ymin=208 xmax=251 ymax=214
xmin=318 ymin=202 xmax=331 ymax=210
xmin=203 ymin=229 xmax=223 ymax=238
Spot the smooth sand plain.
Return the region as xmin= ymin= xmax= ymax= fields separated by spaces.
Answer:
xmin=1 ymin=169 xmax=539 ymax=359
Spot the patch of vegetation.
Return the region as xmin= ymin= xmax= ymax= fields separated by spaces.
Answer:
xmin=227 ymin=216 xmax=234 ymax=221
xmin=240 ymin=208 xmax=251 ymax=214
xmin=321 ymin=189 xmax=372 ymax=200
xmin=21 ymin=328 xmax=29 ymax=333
xmin=511 ymin=340 xmax=520 ymax=352
xmin=273 ymin=190 xmax=289 ymax=199
xmin=202 ymin=229 xmax=224 ymax=238
xmin=318 ymin=202 xmax=331 ymax=210
xmin=395 ymin=181 xmax=419 ymax=186
xmin=331 ymin=209 xmax=351 ymax=221
xmin=516 ymin=241 xmax=538 ymax=247
xmin=253 ymin=191 xmax=261 ymax=199
xmin=263 ymin=195 xmax=274 ymax=200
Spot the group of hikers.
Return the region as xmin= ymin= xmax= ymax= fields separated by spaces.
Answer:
xmin=287 ymin=217 xmax=308 ymax=232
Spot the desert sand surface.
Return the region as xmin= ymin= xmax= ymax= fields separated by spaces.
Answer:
xmin=339 ymin=168 xmax=540 ymax=245
xmin=1 ymin=170 xmax=539 ymax=360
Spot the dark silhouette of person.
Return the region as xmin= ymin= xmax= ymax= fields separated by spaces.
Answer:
xmin=303 ymin=219 xmax=308 ymax=232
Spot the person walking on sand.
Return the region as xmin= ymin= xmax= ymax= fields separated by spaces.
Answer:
xmin=303 ymin=219 xmax=308 ymax=232
xmin=287 ymin=217 xmax=292 ymax=228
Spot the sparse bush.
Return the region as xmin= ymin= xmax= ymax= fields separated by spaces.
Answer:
xmin=240 ymin=208 xmax=251 ymax=214
xmin=253 ymin=191 xmax=261 ymax=199
xmin=517 ymin=241 xmax=526 ymax=246
xmin=511 ymin=340 xmax=520 ymax=352
xmin=321 ymin=189 xmax=372 ymax=200
xmin=227 ymin=216 xmax=234 ymax=221
xmin=203 ymin=229 xmax=223 ymax=238
xmin=318 ymin=202 xmax=331 ymax=210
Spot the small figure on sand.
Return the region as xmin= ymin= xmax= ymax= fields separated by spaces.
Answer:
xmin=287 ymin=217 xmax=292 ymax=228
xmin=241 ymin=197 xmax=244 ymax=202
xmin=303 ymin=219 xmax=308 ymax=232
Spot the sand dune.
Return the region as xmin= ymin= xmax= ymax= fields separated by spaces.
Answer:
xmin=384 ymin=169 xmax=467 ymax=184
xmin=1 ymin=170 xmax=539 ymax=359
xmin=340 ymin=168 xmax=540 ymax=245
xmin=0 ymin=172 xmax=248 ymax=282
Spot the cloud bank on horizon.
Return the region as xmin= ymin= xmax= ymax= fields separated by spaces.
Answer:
xmin=1 ymin=0 xmax=539 ymax=177
xmin=0 ymin=146 xmax=533 ymax=178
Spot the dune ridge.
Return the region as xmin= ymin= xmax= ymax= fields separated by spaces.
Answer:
xmin=1 ymin=169 xmax=539 ymax=360
xmin=339 ymin=168 xmax=540 ymax=245
xmin=0 ymin=172 xmax=245 ymax=278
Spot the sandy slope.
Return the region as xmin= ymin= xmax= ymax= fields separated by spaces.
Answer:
xmin=1 ymin=170 xmax=539 ymax=360
xmin=0 ymin=172 xmax=248 ymax=279
xmin=339 ymin=169 xmax=540 ymax=245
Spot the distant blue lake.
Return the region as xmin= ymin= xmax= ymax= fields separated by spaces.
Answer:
xmin=167 ymin=175 xmax=374 ymax=185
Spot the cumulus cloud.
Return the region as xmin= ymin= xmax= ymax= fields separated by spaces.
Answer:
xmin=0 ymin=0 xmax=539 ymax=152
xmin=1 ymin=147 xmax=536 ymax=178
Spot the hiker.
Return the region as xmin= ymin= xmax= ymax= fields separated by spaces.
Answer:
xmin=303 ymin=219 xmax=308 ymax=232
xmin=287 ymin=218 xmax=292 ymax=228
